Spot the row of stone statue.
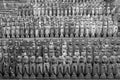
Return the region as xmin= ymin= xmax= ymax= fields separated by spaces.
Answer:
xmin=0 ymin=54 xmax=120 ymax=79
xmin=1 ymin=26 xmax=118 ymax=38
xmin=0 ymin=38 xmax=119 ymax=56
xmin=32 ymin=0 xmax=105 ymax=17
xmin=0 ymin=38 xmax=119 ymax=79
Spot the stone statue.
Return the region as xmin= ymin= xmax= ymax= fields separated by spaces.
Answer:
xmin=108 ymin=56 xmax=116 ymax=79
xmin=113 ymin=22 xmax=118 ymax=37
xmin=85 ymin=56 xmax=92 ymax=79
xmin=91 ymin=21 xmax=96 ymax=37
xmin=36 ymin=56 xmax=43 ymax=79
xmin=29 ymin=56 xmax=36 ymax=79
xmin=75 ymin=22 xmax=80 ymax=37
xmin=3 ymin=54 xmax=9 ymax=79
xmin=103 ymin=18 xmax=108 ymax=37
xmin=60 ymin=21 xmax=64 ymax=37
xmin=78 ymin=56 xmax=86 ymax=79
xmin=50 ymin=25 xmax=55 ymax=37
xmin=93 ymin=56 xmax=100 ymax=79
xmin=96 ymin=21 xmax=102 ymax=37
xmin=43 ymin=54 xmax=50 ymax=78
xmin=57 ymin=56 xmax=64 ymax=79
xmin=100 ymin=56 xmax=108 ymax=79
xmin=23 ymin=55 xmax=29 ymax=79
xmin=9 ymin=56 xmax=15 ymax=79
xmin=71 ymin=56 xmax=78 ymax=79
xmin=45 ymin=25 xmax=50 ymax=37
xmin=16 ymin=56 xmax=23 ymax=79
xmin=64 ymin=24 xmax=69 ymax=37
xmin=50 ymin=56 xmax=57 ymax=79
xmin=64 ymin=56 xmax=72 ymax=79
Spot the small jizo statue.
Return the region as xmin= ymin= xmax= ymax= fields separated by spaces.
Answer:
xmin=23 ymin=55 xmax=29 ymax=79
xmin=64 ymin=56 xmax=72 ymax=79
xmin=16 ymin=56 xmax=23 ymax=79
xmin=50 ymin=56 xmax=57 ymax=79
xmin=9 ymin=56 xmax=15 ymax=78
xmin=93 ymin=56 xmax=100 ymax=79
xmin=60 ymin=21 xmax=64 ymax=37
xmin=108 ymin=56 xmax=116 ymax=79
xmin=78 ymin=56 xmax=86 ymax=79
xmin=29 ymin=56 xmax=36 ymax=79
xmin=100 ymin=56 xmax=108 ymax=79
xmin=75 ymin=22 xmax=80 ymax=37
xmin=85 ymin=56 xmax=92 ymax=79
xmin=36 ymin=56 xmax=43 ymax=79
xmin=3 ymin=54 xmax=9 ymax=79
xmin=43 ymin=54 xmax=50 ymax=78
xmin=71 ymin=56 xmax=78 ymax=79
xmin=57 ymin=56 xmax=64 ymax=79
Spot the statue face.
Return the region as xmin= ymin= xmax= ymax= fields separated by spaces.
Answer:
xmin=51 ymin=56 xmax=57 ymax=63
xmin=30 ymin=56 xmax=35 ymax=63
xmin=37 ymin=56 xmax=42 ymax=62
xmin=23 ymin=56 xmax=29 ymax=63
xmin=72 ymin=56 xmax=78 ymax=63
xmin=79 ymin=56 xmax=86 ymax=63
xmin=17 ymin=56 xmax=22 ymax=62
xmin=87 ymin=56 xmax=92 ymax=63
xmin=110 ymin=56 xmax=116 ymax=63
xmin=102 ymin=56 xmax=108 ymax=63
xmin=74 ymin=50 xmax=80 ymax=56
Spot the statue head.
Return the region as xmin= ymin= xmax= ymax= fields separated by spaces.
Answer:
xmin=23 ymin=55 xmax=29 ymax=63
xmin=79 ymin=56 xmax=86 ymax=63
xmin=94 ymin=56 xmax=100 ymax=63
xmin=74 ymin=50 xmax=80 ymax=56
xmin=65 ymin=56 xmax=72 ymax=64
xmin=36 ymin=56 xmax=42 ymax=63
xmin=87 ymin=56 xmax=92 ymax=63
xmin=51 ymin=56 xmax=57 ymax=64
xmin=17 ymin=56 xmax=22 ymax=63
xmin=72 ymin=56 xmax=78 ymax=63
xmin=30 ymin=56 xmax=36 ymax=63
xmin=102 ymin=56 xmax=108 ymax=63
xmin=110 ymin=56 xmax=116 ymax=63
